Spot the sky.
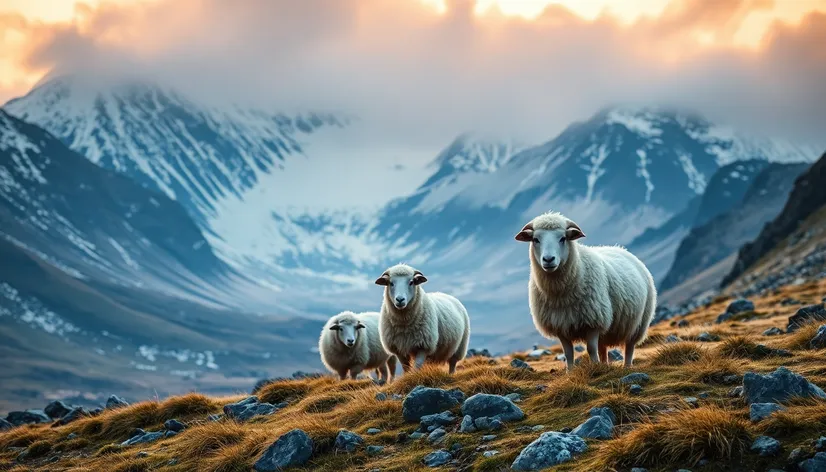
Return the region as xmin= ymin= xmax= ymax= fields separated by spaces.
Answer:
xmin=1 ymin=0 xmax=825 ymax=152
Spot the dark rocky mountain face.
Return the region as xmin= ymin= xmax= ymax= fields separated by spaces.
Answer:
xmin=723 ymin=151 xmax=826 ymax=286
xmin=659 ymin=162 xmax=811 ymax=297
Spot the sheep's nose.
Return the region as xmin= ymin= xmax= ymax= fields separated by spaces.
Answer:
xmin=395 ymin=296 xmax=405 ymax=304
xmin=346 ymin=339 xmax=355 ymax=346
xmin=542 ymin=256 xmax=556 ymax=264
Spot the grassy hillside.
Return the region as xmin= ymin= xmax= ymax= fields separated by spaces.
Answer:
xmin=1 ymin=278 xmax=825 ymax=471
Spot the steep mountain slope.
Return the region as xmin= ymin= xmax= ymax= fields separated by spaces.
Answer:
xmin=723 ymin=150 xmax=826 ymax=287
xmin=659 ymin=162 xmax=810 ymax=300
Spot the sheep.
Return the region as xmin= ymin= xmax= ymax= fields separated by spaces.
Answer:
xmin=514 ymin=211 xmax=656 ymax=369
xmin=375 ymin=264 xmax=470 ymax=374
xmin=319 ymin=311 xmax=397 ymax=382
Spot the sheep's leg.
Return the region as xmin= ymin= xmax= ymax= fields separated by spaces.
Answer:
xmin=400 ymin=356 xmax=412 ymax=373
xmin=586 ymin=330 xmax=601 ymax=363
xmin=349 ymin=366 xmax=363 ymax=380
xmin=598 ymin=340 xmax=609 ymax=365
xmin=559 ymin=337 xmax=575 ymax=371
xmin=448 ymin=359 xmax=458 ymax=375
xmin=414 ymin=351 xmax=427 ymax=370
xmin=624 ymin=340 xmax=636 ymax=367
xmin=387 ymin=356 xmax=398 ymax=381
xmin=376 ymin=364 xmax=389 ymax=384
xmin=338 ymin=370 xmax=348 ymax=381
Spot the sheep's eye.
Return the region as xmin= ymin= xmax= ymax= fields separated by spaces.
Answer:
xmin=560 ymin=236 xmax=566 ymax=243
xmin=532 ymin=238 xmax=540 ymax=244
xmin=389 ymin=282 xmax=394 ymax=287
xmin=408 ymin=280 xmax=414 ymax=286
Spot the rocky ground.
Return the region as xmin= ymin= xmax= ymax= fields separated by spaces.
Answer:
xmin=1 ymin=278 xmax=826 ymax=471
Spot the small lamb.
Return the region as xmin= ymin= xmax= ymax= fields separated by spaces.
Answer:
xmin=319 ymin=311 xmax=397 ymax=382
xmin=515 ymin=211 xmax=656 ymax=369
xmin=375 ymin=264 xmax=470 ymax=374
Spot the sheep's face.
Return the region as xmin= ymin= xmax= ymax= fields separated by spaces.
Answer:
xmin=515 ymin=219 xmax=585 ymax=273
xmin=329 ymin=319 xmax=366 ymax=348
xmin=375 ymin=269 xmax=427 ymax=310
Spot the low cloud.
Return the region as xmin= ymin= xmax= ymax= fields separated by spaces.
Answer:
xmin=2 ymin=0 xmax=825 ymax=148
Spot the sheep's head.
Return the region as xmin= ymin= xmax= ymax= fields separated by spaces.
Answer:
xmin=328 ymin=312 xmax=366 ymax=348
xmin=515 ymin=212 xmax=585 ymax=273
xmin=375 ymin=264 xmax=427 ymax=309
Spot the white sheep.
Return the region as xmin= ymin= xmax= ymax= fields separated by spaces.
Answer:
xmin=318 ymin=311 xmax=397 ymax=382
xmin=375 ymin=264 xmax=470 ymax=374
xmin=514 ymin=211 xmax=656 ymax=369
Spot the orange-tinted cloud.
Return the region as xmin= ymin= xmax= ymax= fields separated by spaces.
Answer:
xmin=1 ymin=0 xmax=824 ymax=145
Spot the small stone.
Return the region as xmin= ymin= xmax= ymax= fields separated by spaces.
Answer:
xmin=366 ymin=428 xmax=382 ymax=435
xmin=683 ymin=397 xmax=699 ymax=408
xmin=571 ymin=416 xmax=613 ymax=439
xmin=121 ymin=431 xmax=164 ymax=446
xmin=253 ymin=429 xmax=313 ymax=471
xmin=422 ymin=450 xmax=452 ymax=467
xmin=629 ymin=384 xmax=643 ymax=395
xmin=749 ymin=403 xmax=785 ymax=422
xmin=0 ymin=418 xmax=12 ymax=431
xmin=505 ymin=393 xmax=522 ymax=403
xmin=811 ymin=325 xmax=826 ymax=349
xmin=532 ymin=425 xmax=545 ymax=432
xmin=575 ymin=345 xmax=585 ymax=352
xmin=410 ymin=432 xmax=425 ymax=439
xmin=788 ymin=304 xmax=826 ymax=332
xmin=366 ymin=445 xmax=383 ymax=456
xmin=620 ymin=373 xmax=651 ymax=385
xmin=815 ymin=437 xmax=826 ymax=451
xmin=420 ymin=411 xmax=456 ymax=430
xmin=428 ymin=428 xmax=447 ymax=444
xmin=559 ymin=427 xmax=573 ymax=433
xmin=799 ymin=452 xmax=826 ymax=472
xmin=481 ymin=434 xmax=497 ymax=441
xmin=677 ymin=320 xmax=690 ymax=328
xmin=489 ymin=418 xmax=505 ymax=431
xmin=789 ymin=447 xmax=807 ymax=462
xmin=698 ymin=392 xmax=710 ymax=399
xmin=511 ymin=432 xmax=588 ymax=470
xmin=483 ymin=450 xmax=499 ymax=458
xmin=751 ymin=436 xmax=781 ymax=456
xmin=555 ymin=354 xmax=566 ymax=361
xmin=396 ymin=432 xmax=410 ymax=443
xmin=450 ymin=443 xmax=462 ymax=453
xmin=136 ymin=451 xmax=149 ymax=458
xmin=164 ymin=431 xmax=178 ymax=438
xmin=510 ymin=358 xmax=533 ymax=370
xmin=727 ymin=299 xmax=755 ymax=315
xmin=527 ymin=349 xmax=550 ymax=359
xmin=728 ymin=386 xmax=744 ymax=397
xmin=168 ymin=459 xmax=179 ymax=466
xmin=106 ymin=395 xmax=129 ymax=409
xmin=588 ymin=407 xmax=616 ymax=425
xmin=66 ymin=433 xmax=78 ymax=440
xmin=607 ymin=349 xmax=624 ymax=362
xmin=375 ymin=392 xmax=387 ymax=401
xmin=460 ymin=415 xmax=476 ymax=433
xmin=630 ymin=469 xmax=648 ymax=472
xmin=164 ymin=419 xmax=186 ymax=432
xmin=696 ymin=332 xmax=718 ymax=342
xmin=763 ymin=327 xmax=783 ymax=336
xmin=334 ymin=430 xmax=364 ymax=452
xmin=665 ymin=334 xmax=682 ymax=343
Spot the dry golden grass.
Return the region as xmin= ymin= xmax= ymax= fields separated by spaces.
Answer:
xmin=4 ymin=278 xmax=826 ymax=472
xmin=592 ymin=406 xmax=753 ymax=469
xmin=783 ymin=321 xmax=825 ymax=350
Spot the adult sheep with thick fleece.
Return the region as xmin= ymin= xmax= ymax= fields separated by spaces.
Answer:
xmin=514 ymin=211 xmax=656 ymax=369
xmin=375 ymin=264 xmax=470 ymax=374
xmin=319 ymin=311 xmax=397 ymax=382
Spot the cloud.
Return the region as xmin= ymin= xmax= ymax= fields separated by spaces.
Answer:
xmin=2 ymin=0 xmax=825 ymax=148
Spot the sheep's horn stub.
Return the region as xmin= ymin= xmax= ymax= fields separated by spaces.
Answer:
xmin=356 ymin=322 xmax=366 ymax=330
xmin=329 ymin=323 xmax=341 ymax=331
xmin=565 ymin=221 xmax=586 ymax=240
xmin=515 ymin=223 xmax=534 ymax=242
xmin=375 ymin=273 xmax=390 ymax=286
xmin=413 ymin=271 xmax=428 ymax=285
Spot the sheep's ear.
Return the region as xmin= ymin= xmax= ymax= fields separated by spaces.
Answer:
xmin=355 ymin=322 xmax=366 ymax=330
xmin=565 ymin=221 xmax=586 ymax=241
xmin=374 ymin=273 xmax=390 ymax=286
xmin=515 ymin=223 xmax=534 ymax=242
xmin=329 ymin=323 xmax=341 ymax=331
xmin=412 ymin=271 xmax=428 ymax=285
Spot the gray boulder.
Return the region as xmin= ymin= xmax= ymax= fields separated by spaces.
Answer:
xmin=629 ymin=384 xmax=643 ymax=395
xmin=696 ymin=332 xmax=719 ymax=342
xmin=6 ymin=410 xmax=50 ymax=426
xmin=0 ymin=418 xmax=12 ymax=431
xmin=253 ymin=429 xmax=313 ymax=471
xmin=334 ymin=430 xmax=364 ymax=452
xmin=750 ymin=436 xmax=781 ymax=456
xmin=106 ymin=395 xmax=129 ymax=409
xmin=459 ymin=415 xmax=476 ymax=433
xmin=742 ymin=367 xmax=826 ymax=404
xmin=763 ymin=327 xmax=783 ymax=336
xmin=620 ymin=373 xmax=651 ymax=385
xmin=461 ymin=394 xmax=524 ymax=422
xmin=788 ymin=304 xmax=826 ymax=332
xmin=816 ymin=437 xmax=826 ymax=451
xmin=366 ymin=445 xmax=383 ymax=456
xmin=799 ymin=452 xmax=826 ymax=472
xmin=427 ymin=428 xmax=447 ymax=444
xmin=423 ymin=450 xmax=452 ymax=467
xmin=727 ymin=299 xmax=755 ymax=315
xmin=607 ymin=349 xmax=624 ymax=362
xmin=571 ymin=416 xmax=613 ymax=439
xmin=164 ymin=419 xmax=186 ymax=432
xmin=510 ymin=359 xmax=533 ymax=370
xmin=419 ymin=411 xmax=456 ymax=430
xmin=811 ymin=325 xmax=826 ymax=349
xmin=53 ymin=407 xmax=89 ymax=426
xmin=402 ymin=387 xmax=461 ymax=422
xmin=749 ymin=403 xmax=785 ymax=422
xmin=44 ymin=401 xmax=73 ymax=419
xmin=511 ymin=432 xmax=588 ymax=470
xmin=223 ymin=396 xmax=282 ymax=421
xmin=665 ymin=334 xmax=682 ymax=343
xmin=366 ymin=428 xmax=382 ymax=435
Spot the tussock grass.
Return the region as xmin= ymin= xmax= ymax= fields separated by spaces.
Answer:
xmin=569 ymin=358 xmax=623 ymax=383
xmin=23 ymin=439 xmax=52 ymax=458
xmin=784 ymin=322 xmax=825 ymax=350
xmin=536 ymin=378 xmax=599 ymax=408
xmin=386 ymin=365 xmax=453 ymax=394
xmin=639 ymin=333 xmax=667 ymax=348
xmin=760 ymin=400 xmax=826 ymax=436
xmin=591 ymin=393 xmax=652 ymax=423
xmin=0 ymin=426 xmax=50 ymax=448
xmin=649 ymin=342 xmax=705 ymax=366
xmin=456 ymin=369 xmax=519 ymax=395
xmin=592 ymin=406 xmax=752 ymax=469
xmin=170 ymin=421 xmax=248 ymax=458
xmin=297 ymin=392 xmax=351 ymax=414
xmin=717 ymin=335 xmax=780 ymax=360
xmin=689 ymin=353 xmax=742 ymax=384
xmin=257 ymin=378 xmax=315 ymax=404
